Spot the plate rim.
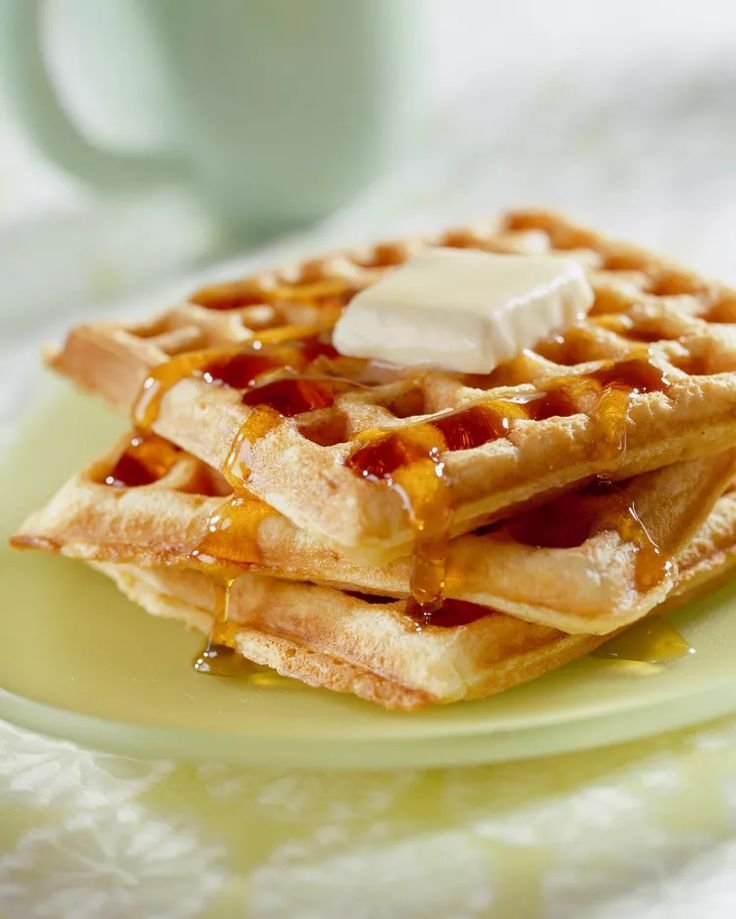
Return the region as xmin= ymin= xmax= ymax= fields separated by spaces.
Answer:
xmin=3 ymin=672 xmax=736 ymax=769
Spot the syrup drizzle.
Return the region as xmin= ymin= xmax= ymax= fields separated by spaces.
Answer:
xmin=224 ymin=375 xmax=356 ymax=486
xmin=192 ymin=577 xmax=245 ymax=676
xmin=189 ymin=492 xmax=273 ymax=672
xmin=190 ymin=277 xmax=358 ymax=311
xmin=132 ymin=321 xmax=673 ymax=637
xmin=96 ymin=432 xmax=271 ymax=674
xmin=346 ymin=358 xmax=670 ymax=618
xmin=181 ymin=360 xmax=359 ymax=669
xmin=190 ymin=495 xmax=272 ymax=571
xmin=407 ymin=598 xmax=495 ymax=630
xmin=505 ymin=478 xmax=674 ymax=592
xmin=133 ymin=330 xmax=342 ymax=429
xmin=101 ymin=432 xmax=181 ymax=488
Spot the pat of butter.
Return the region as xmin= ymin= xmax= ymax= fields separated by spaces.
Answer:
xmin=333 ymin=248 xmax=594 ymax=373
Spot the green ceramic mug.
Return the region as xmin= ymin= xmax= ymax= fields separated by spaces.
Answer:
xmin=0 ymin=0 xmax=423 ymax=234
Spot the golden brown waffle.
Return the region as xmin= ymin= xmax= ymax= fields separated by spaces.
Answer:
xmin=47 ymin=210 xmax=736 ymax=560
xmin=93 ymin=562 xmax=606 ymax=709
xmin=662 ymin=482 xmax=736 ymax=610
xmin=12 ymin=432 xmax=736 ymax=634
xmin=91 ymin=478 xmax=736 ymax=710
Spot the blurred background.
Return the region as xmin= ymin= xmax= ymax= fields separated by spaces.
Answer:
xmin=1 ymin=0 xmax=735 ymax=433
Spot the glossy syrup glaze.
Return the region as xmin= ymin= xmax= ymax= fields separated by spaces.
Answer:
xmin=505 ymin=477 xmax=674 ymax=592
xmin=100 ymin=432 xmax=181 ymax=488
xmin=192 ymin=578 xmax=255 ymax=677
xmin=129 ymin=306 xmax=674 ymax=640
xmin=148 ymin=333 xmax=364 ymax=670
xmin=406 ymin=598 xmax=496 ymax=630
xmin=190 ymin=276 xmax=360 ymax=312
xmin=133 ymin=331 xmax=343 ymax=429
xmin=346 ymin=357 xmax=671 ymax=616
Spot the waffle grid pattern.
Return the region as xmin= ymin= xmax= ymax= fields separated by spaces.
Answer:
xmin=49 ymin=211 xmax=736 ymax=555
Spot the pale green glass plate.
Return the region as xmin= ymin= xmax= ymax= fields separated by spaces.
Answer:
xmin=2 ymin=381 xmax=736 ymax=768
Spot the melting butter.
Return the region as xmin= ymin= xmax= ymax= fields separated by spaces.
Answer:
xmin=334 ymin=248 xmax=594 ymax=373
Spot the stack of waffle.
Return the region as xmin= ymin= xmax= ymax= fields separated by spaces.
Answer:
xmin=12 ymin=210 xmax=736 ymax=709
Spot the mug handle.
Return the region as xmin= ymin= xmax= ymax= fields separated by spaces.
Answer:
xmin=0 ymin=0 xmax=187 ymax=191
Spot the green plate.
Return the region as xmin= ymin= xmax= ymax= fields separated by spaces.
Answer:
xmin=2 ymin=381 xmax=736 ymax=768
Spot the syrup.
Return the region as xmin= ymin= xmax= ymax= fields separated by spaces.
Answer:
xmin=190 ymin=284 xmax=266 ymax=311
xmin=506 ymin=478 xmax=673 ymax=592
xmin=221 ymin=374 xmax=358 ymax=488
xmin=135 ymin=350 xmax=222 ymax=429
xmin=192 ymin=577 xmax=246 ymax=676
xmin=193 ymin=641 xmax=246 ymax=676
xmin=407 ymin=598 xmax=494 ymax=630
xmin=101 ymin=432 xmax=181 ymax=487
xmin=133 ymin=331 xmax=343 ymax=429
xmin=189 ymin=574 xmax=294 ymax=686
xmin=186 ymin=369 xmax=361 ymax=676
xmin=241 ymin=376 xmax=341 ymax=415
xmin=191 ymin=575 xmax=282 ymax=679
xmin=189 ymin=486 xmax=275 ymax=670
xmin=345 ymin=357 xmax=670 ymax=611
xmin=594 ymin=617 xmax=693 ymax=663
xmin=134 ymin=329 xmax=673 ymax=650
xmin=542 ymin=358 xmax=669 ymax=457
xmin=348 ymin=358 xmax=668 ymax=479
xmin=347 ymin=422 xmax=451 ymax=614
xmin=190 ymin=277 xmax=357 ymax=311
xmin=190 ymin=495 xmax=272 ymax=570
xmin=200 ymin=351 xmax=282 ymax=388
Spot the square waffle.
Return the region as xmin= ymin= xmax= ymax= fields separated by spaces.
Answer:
xmin=12 ymin=432 xmax=736 ymax=635
xmin=47 ymin=211 xmax=736 ymax=564
xmin=88 ymin=473 xmax=736 ymax=710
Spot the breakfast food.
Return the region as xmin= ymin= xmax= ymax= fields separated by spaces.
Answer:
xmin=12 ymin=209 xmax=736 ymax=708
xmin=13 ymin=432 xmax=736 ymax=635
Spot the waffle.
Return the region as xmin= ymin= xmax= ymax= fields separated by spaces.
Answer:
xmin=12 ymin=432 xmax=736 ymax=635
xmin=90 ymin=475 xmax=736 ymax=709
xmin=93 ymin=562 xmax=606 ymax=709
xmin=47 ymin=210 xmax=736 ymax=559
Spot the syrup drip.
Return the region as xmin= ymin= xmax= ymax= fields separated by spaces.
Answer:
xmin=223 ymin=375 xmax=358 ymax=487
xmin=192 ymin=576 xmax=287 ymax=681
xmin=542 ymin=358 xmax=668 ymax=458
xmin=346 ymin=357 xmax=670 ymax=613
xmin=190 ymin=495 xmax=272 ymax=570
xmin=186 ymin=367 xmax=362 ymax=674
xmin=189 ymin=483 xmax=275 ymax=670
xmin=407 ymin=598 xmax=495 ymax=630
xmin=192 ymin=577 xmax=246 ymax=676
xmin=101 ymin=432 xmax=181 ymax=487
xmin=133 ymin=333 xmax=672 ymax=646
xmin=347 ymin=422 xmax=451 ymax=616
xmin=135 ymin=351 xmax=218 ymax=429
xmin=506 ymin=478 xmax=674 ymax=592
xmin=133 ymin=330 xmax=342 ymax=430
xmin=594 ymin=617 xmax=693 ymax=663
